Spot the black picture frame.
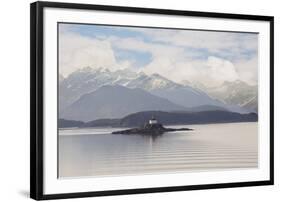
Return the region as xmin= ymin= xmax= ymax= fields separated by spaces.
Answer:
xmin=30 ymin=1 xmax=274 ymax=200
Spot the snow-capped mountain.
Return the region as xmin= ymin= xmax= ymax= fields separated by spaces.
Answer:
xmin=59 ymin=67 xmax=139 ymax=111
xmin=197 ymin=80 xmax=258 ymax=112
xmin=59 ymin=67 xmax=247 ymax=116
xmin=240 ymin=95 xmax=258 ymax=112
xmin=126 ymin=73 xmax=181 ymax=91
xmin=59 ymin=67 xmax=180 ymax=111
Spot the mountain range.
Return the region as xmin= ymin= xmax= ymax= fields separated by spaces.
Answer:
xmin=59 ymin=67 xmax=258 ymax=122
xmin=60 ymin=85 xmax=186 ymax=122
xmin=59 ymin=67 xmax=222 ymax=111
xmin=59 ymin=110 xmax=258 ymax=128
xmin=183 ymin=80 xmax=258 ymax=112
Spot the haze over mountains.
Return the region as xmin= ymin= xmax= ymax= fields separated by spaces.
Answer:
xmin=205 ymin=80 xmax=258 ymax=112
xmin=59 ymin=67 xmax=222 ymax=111
xmin=59 ymin=66 xmax=258 ymax=122
xmin=183 ymin=80 xmax=258 ymax=112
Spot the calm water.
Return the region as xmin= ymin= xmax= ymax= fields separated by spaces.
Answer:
xmin=59 ymin=122 xmax=258 ymax=178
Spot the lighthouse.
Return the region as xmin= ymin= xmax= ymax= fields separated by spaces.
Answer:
xmin=149 ymin=116 xmax=158 ymax=125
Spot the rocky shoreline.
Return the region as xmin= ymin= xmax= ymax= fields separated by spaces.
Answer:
xmin=112 ymin=123 xmax=193 ymax=135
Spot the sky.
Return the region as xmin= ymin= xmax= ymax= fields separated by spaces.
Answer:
xmin=59 ymin=23 xmax=258 ymax=88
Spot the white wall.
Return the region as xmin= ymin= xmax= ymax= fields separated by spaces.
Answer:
xmin=0 ymin=0 xmax=279 ymax=201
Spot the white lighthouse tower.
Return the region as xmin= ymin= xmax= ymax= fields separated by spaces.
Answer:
xmin=149 ymin=116 xmax=158 ymax=125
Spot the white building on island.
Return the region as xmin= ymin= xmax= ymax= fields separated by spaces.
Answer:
xmin=149 ymin=117 xmax=158 ymax=125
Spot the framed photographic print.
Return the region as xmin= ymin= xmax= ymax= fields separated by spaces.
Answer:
xmin=30 ymin=1 xmax=274 ymax=200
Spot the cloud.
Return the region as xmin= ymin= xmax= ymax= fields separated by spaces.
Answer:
xmin=59 ymin=32 xmax=131 ymax=76
xmin=142 ymin=55 xmax=239 ymax=88
xmin=125 ymin=28 xmax=258 ymax=60
xmin=234 ymin=56 xmax=258 ymax=85
xmin=59 ymin=24 xmax=258 ymax=88
xmin=109 ymin=36 xmax=244 ymax=87
xmin=203 ymin=56 xmax=239 ymax=86
xmin=109 ymin=36 xmax=186 ymax=58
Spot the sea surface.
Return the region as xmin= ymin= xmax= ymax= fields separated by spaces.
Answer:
xmin=59 ymin=122 xmax=258 ymax=178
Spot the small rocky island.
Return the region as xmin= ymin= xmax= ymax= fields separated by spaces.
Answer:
xmin=112 ymin=117 xmax=193 ymax=135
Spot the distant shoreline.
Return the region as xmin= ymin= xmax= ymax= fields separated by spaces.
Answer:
xmin=58 ymin=120 xmax=258 ymax=130
xmin=59 ymin=110 xmax=258 ymax=129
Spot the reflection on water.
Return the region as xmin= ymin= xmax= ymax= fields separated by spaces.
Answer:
xmin=59 ymin=122 xmax=258 ymax=178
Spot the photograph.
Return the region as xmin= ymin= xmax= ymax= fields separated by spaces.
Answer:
xmin=58 ymin=23 xmax=259 ymax=178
